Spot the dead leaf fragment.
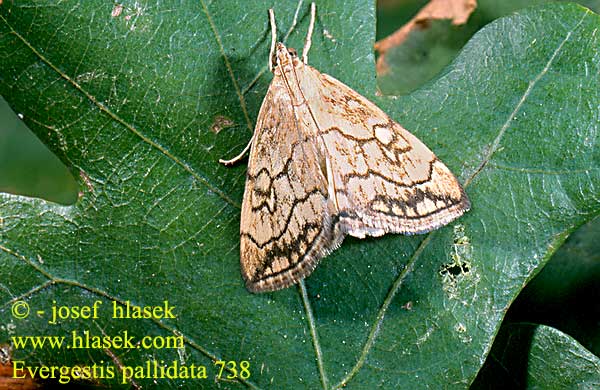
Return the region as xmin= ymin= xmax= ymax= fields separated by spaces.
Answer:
xmin=0 ymin=359 xmax=41 ymax=390
xmin=375 ymin=0 xmax=477 ymax=74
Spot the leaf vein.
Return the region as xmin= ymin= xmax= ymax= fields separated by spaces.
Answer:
xmin=464 ymin=13 xmax=588 ymax=186
xmin=199 ymin=0 xmax=253 ymax=134
xmin=299 ymin=281 xmax=329 ymax=390
xmin=0 ymin=243 xmax=262 ymax=389
xmin=0 ymin=14 xmax=240 ymax=209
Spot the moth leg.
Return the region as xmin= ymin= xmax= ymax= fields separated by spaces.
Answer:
xmin=219 ymin=131 xmax=256 ymax=166
xmin=302 ymin=2 xmax=316 ymax=64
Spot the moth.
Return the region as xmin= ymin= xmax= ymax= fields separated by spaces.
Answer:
xmin=221 ymin=3 xmax=470 ymax=293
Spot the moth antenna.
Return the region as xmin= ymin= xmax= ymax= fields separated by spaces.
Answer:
xmin=302 ymin=2 xmax=316 ymax=64
xmin=219 ymin=131 xmax=257 ymax=166
xmin=268 ymin=9 xmax=277 ymax=72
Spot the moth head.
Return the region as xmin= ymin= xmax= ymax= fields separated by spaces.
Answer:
xmin=273 ymin=42 xmax=300 ymax=71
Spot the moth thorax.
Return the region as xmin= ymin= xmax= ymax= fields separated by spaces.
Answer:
xmin=273 ymin=42 xmax=300 ymax=72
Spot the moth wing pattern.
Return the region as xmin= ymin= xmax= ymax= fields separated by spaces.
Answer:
xmin=235 ymin=3 xmax=470 ymax=292
xmin=297 ymin=65 xmax=470 ymax=238
xmin=240 ymin=74 xmax=342 ymax=293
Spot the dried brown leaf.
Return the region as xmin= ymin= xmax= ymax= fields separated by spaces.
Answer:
xmin=375 ymin=0 xmax=477 ymax=74
xmin=0 ymin=361 xmax=40 ymax=390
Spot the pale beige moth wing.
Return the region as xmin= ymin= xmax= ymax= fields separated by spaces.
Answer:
xmin=297 ymin=65 xmax=470 ymax=237
xmin=240 ymin=72 xmax=342 ymax=293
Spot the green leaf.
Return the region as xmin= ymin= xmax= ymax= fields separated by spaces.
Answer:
xmin=0 ymin=1 xmax=598 ymax=389
xmin=505 ymin=216 xmax=600 ymax=357
xmin=0 ymin=96 xmax=78 ymax=205
xmin=472 ymin=323 xmax=600 ymax=388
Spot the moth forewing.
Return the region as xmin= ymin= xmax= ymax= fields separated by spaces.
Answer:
xmin=239 ymin=58 xmax=341 ymax=293
xmin=236 ymin=6 xmax=469 ymax=293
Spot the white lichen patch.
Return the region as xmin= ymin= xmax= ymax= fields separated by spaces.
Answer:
xmin=5 ymin=322 xmax=16 ymax=335
xmin=454 ymin=322 xmax=472 ymax=343
xmin=323 ymin=29 xmax=337 ymax=42
xmin=440 ymin=224 xmax=479 ymax=301
xmin=75 ymin=70 xmax=107 ymax=84
xmin=0 ymin=344 xmax=11 ymax=364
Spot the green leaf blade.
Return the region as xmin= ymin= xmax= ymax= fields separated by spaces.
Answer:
xmin=473 ymin=323 xmax=600 ymax=388
xmin=1 ymin=1 xmax=599 ymax=389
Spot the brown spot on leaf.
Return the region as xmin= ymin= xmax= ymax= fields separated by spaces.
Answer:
xmin=211 ymin=115 xmax=235 ymax=134
xmin=375 ymin=0 xmax=477 ymax=75
xmin=112 ymin=4 xmax=123 ymax=17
